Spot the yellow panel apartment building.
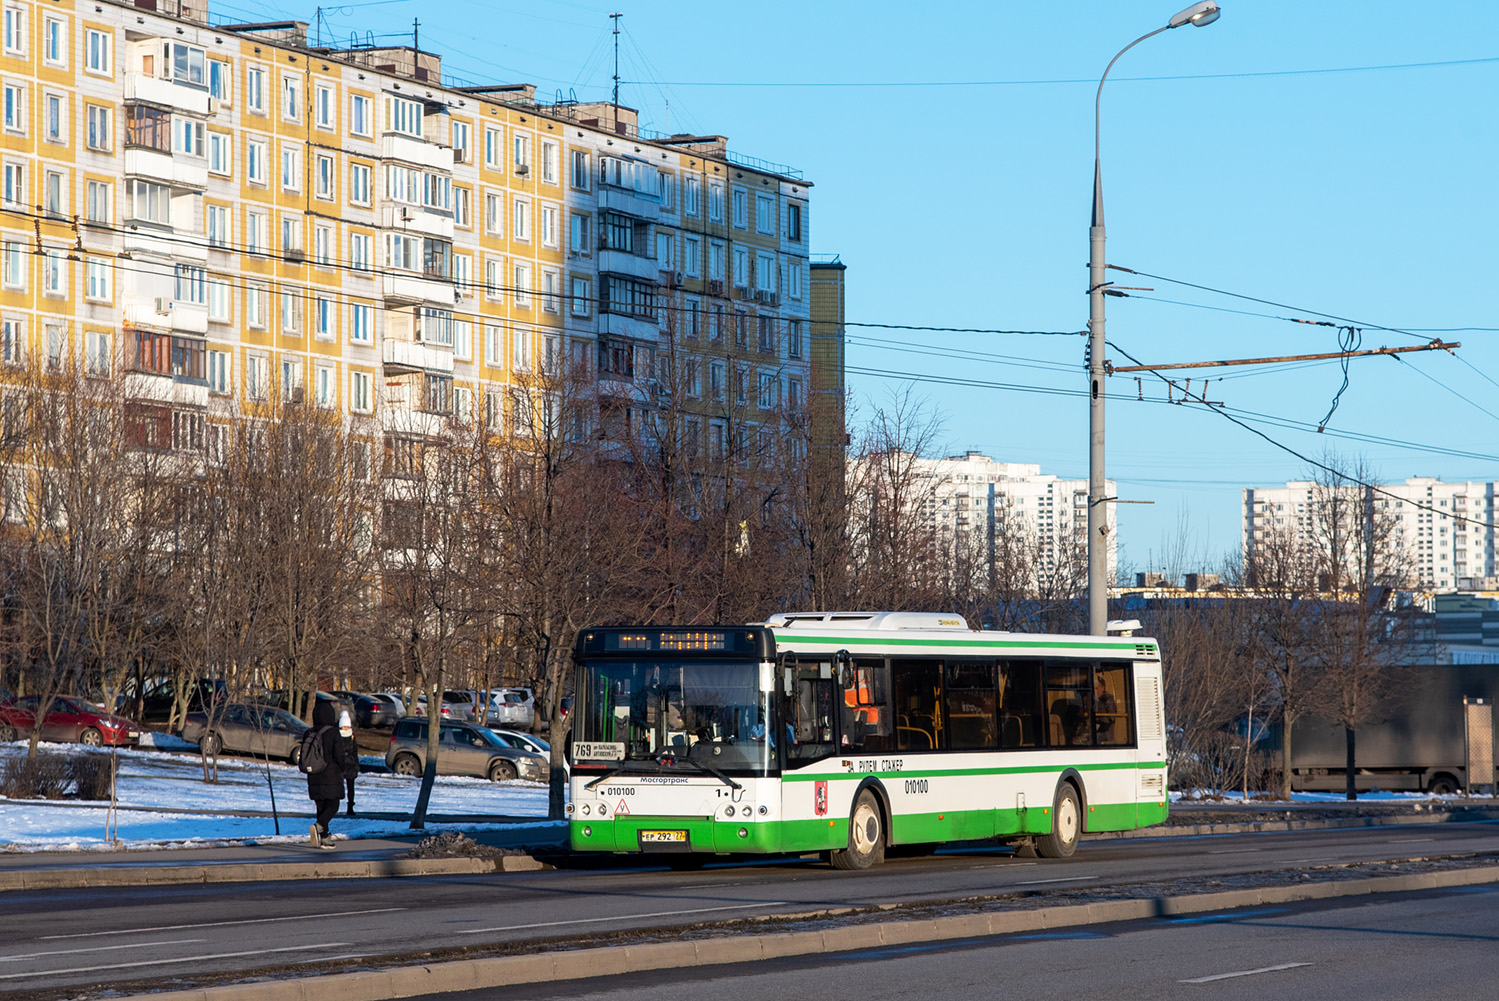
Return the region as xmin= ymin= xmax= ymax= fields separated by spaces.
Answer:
xmin=0 ymin=0 xmax=819 ymax=466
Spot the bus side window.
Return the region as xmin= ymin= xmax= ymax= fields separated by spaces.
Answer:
xmin=1045 ymin=661 xmax=1092 ymax=747
xmin=843 ymin=659 xmax=892 ymax=752
xmin=892 ymin=659 xmax=942 ymax=752
xmin=1092 ymin=662 xmax=1133 ymax=746
xmin=999 ymin=659 xmax=1042 ymax=748
xmin=786 ymin=673 xmax=836 ymax=763
xmin=945 ymin=659 xmax=997 ymax=750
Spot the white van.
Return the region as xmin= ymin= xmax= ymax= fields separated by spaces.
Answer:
xmin=484 ymin=687 xmax=534 ymax=728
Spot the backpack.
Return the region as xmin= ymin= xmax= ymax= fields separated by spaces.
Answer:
xmin=298 ymin=726 xmax=329 ymax=774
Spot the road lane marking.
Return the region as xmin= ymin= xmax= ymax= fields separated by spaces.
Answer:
xmin=0 ymin=943 xmax=353 ymax=981
xmin=1208 ymin=848 xmax=1262 ymax=854
xmin=1389 ymin=838 xmax=1434 ymax=843
xmin=1180 ymin=962 xmax=1312 ymax=983
xmin=457 ymin=902 xmax=792 ymax=935
xmin=39 ymin=907 xmax=406 ymax=940
xmin=1 ymin=940 xmax=204 ymax=962
xmin=1014 ymin=877 xmax=1097 ymax=886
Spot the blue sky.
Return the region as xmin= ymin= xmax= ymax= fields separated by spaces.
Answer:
xmin=224 ymin=0 xmax=1498 ymax=576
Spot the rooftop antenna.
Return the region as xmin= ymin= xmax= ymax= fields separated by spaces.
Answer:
xmin=412 ymin=17 xmax=420 ymax=53
xmin=610 ymin=12 xmax=622 ymax=130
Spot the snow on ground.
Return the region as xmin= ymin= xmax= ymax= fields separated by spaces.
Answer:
xmin=1170 ymin=789 xmax=1477 ymax=803
xmin=0 ymin=741 xmax=560 ymax=852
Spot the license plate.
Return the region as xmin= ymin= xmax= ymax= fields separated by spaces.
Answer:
xmin=127 ymin=731 xmax=139 ymax=739
xmin=639 ymin=829 xmax=688 ymax=843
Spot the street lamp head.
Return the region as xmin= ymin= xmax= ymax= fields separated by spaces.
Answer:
xmin=1168 ymin=1 xmax=1221 ymax=28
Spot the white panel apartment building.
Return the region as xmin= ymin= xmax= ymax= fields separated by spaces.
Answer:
xmin=1243 ymin=478 xmax=1499 ymax=591
xmin=911 ymin=451 xmax=1116 ymax=584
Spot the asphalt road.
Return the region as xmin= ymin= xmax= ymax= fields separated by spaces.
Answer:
xmin=3 ymin=820 xmax=1498 ymax=994
xmin=424 ymin=884 xmax=1499 ymax=1001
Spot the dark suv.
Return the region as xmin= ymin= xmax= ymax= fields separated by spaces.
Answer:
xmin=386 ymin=718 xmax=548 ymax=782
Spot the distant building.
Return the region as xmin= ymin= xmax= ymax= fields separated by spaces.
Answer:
xmin=909 ymin=451 xmax=1116 ymax=586
xmin=1243 ymin=478 xmax=1499 ymax=591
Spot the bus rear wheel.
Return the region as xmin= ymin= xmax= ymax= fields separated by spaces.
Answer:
xmin=830 ymin=790 xmax=886 ymax=871
xmin=1037 ymin=782 xmax=1080 ymax=859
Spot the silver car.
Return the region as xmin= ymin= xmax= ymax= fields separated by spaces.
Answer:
xmin=385 ymin=719 xmax=547 ymax=782
xmin=182 ymin=704 xmax=310 ymax=764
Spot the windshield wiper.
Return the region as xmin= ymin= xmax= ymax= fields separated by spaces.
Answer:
xmin=674 ymin=751 xmax=742 ymax=791
xmin=583 ymin=753 xmax=743 ymax=792
xmin=583 ymin=762 xmax=660 ymax=791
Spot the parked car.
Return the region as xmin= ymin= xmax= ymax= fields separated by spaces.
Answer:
xmin=181 ymin=703 xmax=311 ymax=764
xmin=411 ymin=694 xmax=460 ymax=720
xmin=353 ymin=694 xmax=400 ymax=729
xmin=488 ymin=728 xmax=565 ymax=778
xmin=115 ymin=677 xmax=227 ymax=727
xmin=0 ymin=696 xmax=141 ymax=746
xmin=376 ymin=692 xmax=409 ymax=717
xmin=254 ymin=690 xmax=354 ymax=721
xmin=483 ymin=687 xmax=535 ymax=728
xmin=386 ymin=718 xmax=548 ymax=782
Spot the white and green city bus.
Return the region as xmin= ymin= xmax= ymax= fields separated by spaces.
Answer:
xmin=567 ymin=612 xmax=1167 ymax=869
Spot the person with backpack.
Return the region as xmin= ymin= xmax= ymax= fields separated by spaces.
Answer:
xmin=303 ymin=699 xmax=353 ymax=848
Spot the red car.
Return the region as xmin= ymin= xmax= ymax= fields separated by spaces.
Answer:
xmin=0 ymin=695 xmax=141 ymax=747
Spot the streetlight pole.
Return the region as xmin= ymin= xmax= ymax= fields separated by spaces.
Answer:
xmin=1087 ymin=1 xmax=1221 ymax=635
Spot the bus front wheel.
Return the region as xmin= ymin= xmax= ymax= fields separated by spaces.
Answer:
xmin=830 ymin=790 xmax=886 ymax=871
xmin=1036 ymin=782 xmax=1080 ymax=859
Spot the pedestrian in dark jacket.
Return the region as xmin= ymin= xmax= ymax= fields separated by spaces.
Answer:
xmin=338 ymin=709 xmax=360 ymax=817
xmin=307 ymin=699 xmax=353 ymax=848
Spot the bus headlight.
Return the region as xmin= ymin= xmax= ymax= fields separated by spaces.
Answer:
xmin=581 ymin=804 xmax=590 ymax=816
xmin=598 ymin=803 xmax=608 ymax=816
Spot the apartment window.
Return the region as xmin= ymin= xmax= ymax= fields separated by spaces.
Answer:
xmin=788 ymin=260 xmax=803 ymax=299
xmin=246 ymin=65 xmax=265 ymax=114
xmin=206 ymin=204 xmax=229 ymax=247
xmin=683 ymin=235 xmax=701 ymax=277
xmin=386 ymin=96 xmax=421 ymax=136
xmin=246 ymin=354 xmax=269 ymax=400
xmin=314 ymin=84 xmax=333 ymax=129
xmin=350 ymin=231 xmax=372 ymax=272
xmin=733 ymin=246 xmax=748 ymax=287
xmin=454 ymin=186 xmax=471 ymax=228
xmin=453 ymin=253 xmax=472 ymax=294
xmin=734 ymin=311 xmax=748 ymax=349
xmin=541 ymin=204 xmax=558 ymax=248
xmin=280 ymin=74 xmax=301 ymax=121
xmin=0 ymin=316 xmax=22 ymax=364
xmin=787 ymin=202 xmax=803 ymax=242
xmin=281 ymin=216 xmax=301 ymax=257
xmin=757 ymin=315 xmax=776 ymax=354
xmin=756 ymin=252 xmax=776 ymax=292
xmin=125 ymin=105 xmax=170 ymax=151
xmin=341 ymin=370 xmax=370 ymax=416
xmin=86 ymin=180 xmax=110 ymax=223
xmin=683 ymin=297 xmax=701 ymax=339
xmin=44 ymin=322 xmax=65 ymax=370
xmin=451 ymin=119 xmax=470 ymax=159
xmin=85 ymin=29 xmax=111 ymax=76
xmin=732 ymin=188 xmax=747 ymax=229
xmin=41 ymin=250 xmax=65 ymax=297
xmin=709 ymin=241 xmax=725 ymax=280
xmin=755 ymin=193 xmax=777 ymax=235
xmin=208 ymin=350 xmax=230 ymax=395
xmin=315 ymin=364 xmax=335 ymax=407
xmin=542 ymin=270 xmax=560 ymax=313
xmin=280 ymin=291 xmax=302 ymax=334
xmin=43 ymin=16 xmax=65 ymax=66
xmin=513 ymin=132 xmax=530 ymax=170
xmin=85 ymin=258 xmax=111 ymax=301
xmin=314 ymin=224 xmax=332 ymax=266
xmin=314 ymin=154 xmax=334 ymax=199
xmin=3 ymin=5 xmax=24 ymax=55
xmin=174 ymin=117 xmax=204 ymax=157
xmin=513 ymin=197 xmax=530 ymax=241
xmin=86 ymin=331 xmax=111 ymax=377
xmin=513 ymin=263 xmax=531 ymax=306
xmin=684 ymin=175 xmax=700 ymax=217
xmin=709 ymin=302 xmax=725 ymax=343
xmin=208 ymin=131 xmax=231 ymax=174
xmin=484 ymin=191 xmax=502 ymax=234
xmin=570 ymin=277 xmax=591 ymax=317
xmin=787 ymin=318 xmax=803 ymax=359
xmin=207 ymin=279 xmax=229 ymax=322
xmin=513 ymin=328 xmax=532 ymax=372
xmin=657 ymin=171 xmax=674 ymax=209
xmin=247 ymin=138 xmax=267 ymax=184
xmin=164 ymin=42 xmax=207 ymax=87
xmin=350 ymin=303 xmax=374 ymax=345
xmin=314 ymin=298 xmax=334 ymax=341
xmin=349 ymin=93 xmax=371 ymax=136
xmin=86 ymin=105 xmax=112 ymax=152
xmin=570 ymin=212 xmax=591 ymax=255
xmin=484 ymin=259 xmax=503 ymax=301
xmin=126 ymin=179 xmax=171 ymax=225
xmin=484 ymin=324 xmax=503 ymax=367
xmin=453 ymin=386 xmax=472 ymax=423
xmin=43 ymin=170 xmax=63 ymax=217
xmin=208 ymin=59 xmax=231 ymax=103
xmin=246 ymin=209 xmax=268 ymax=255
xmin=708 ymin=182 xmax=724 ymax=222
xmin=44 ymin=93 xmax=64 ymax=144
xmin=0 ymin=243 xmax=21 ymax=290
xmin=174 ymin=264 xmax=206 ymax=305
xmin=454 ymin=320 xmax=473 ymax=361
xmin=281 ymin=145 xmax=301 ymax=191
xmin=709 ymin=361 xmax=724 ymax=402
xmin=281 ymin=357 xmax=303 ymax=400
xmin=2 ymin=83 xmax=22 ymax=133
xmin=485 ymin=126 xmax=502 ymax=169
xmin=350 ymin=162 xmax=371 ymax=205
xmin=787 ymin=377 xmax=802 ymax=412
xmin=541 ymin=140 xmax=558 ymax=183
xmin=570 ymin=149 xmax=590 ymax=190
xmin=655 ymin=231 xmax=675 ymax=269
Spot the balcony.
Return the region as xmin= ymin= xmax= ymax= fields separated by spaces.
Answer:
xmin=382 ymin=271 xmax=457 ymax=306
xmin=382 ymin=338 xmax=454 ymax=375
xmin=597 ymin=248 xmax=659 ymax=282
xmin=380 ymin=406 xmax=448 ymax=439
xmin=381 ymin=204 xmax=454 ymax=240
xmin=125 ymin=72 xmax=210 ymax=115
xmin=599 ymin=311 xmax=658 ymax=343
xmin=171 ymin=302 xmax=209 ymax=335
xmin=382 ymin=134 xmax=454 ymax=173
xmin=598 ymin=185 xmax=660 ymax=221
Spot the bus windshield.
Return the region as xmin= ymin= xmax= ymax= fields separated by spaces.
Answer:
xmin=577 ymin=660 xmax=775 ymax=775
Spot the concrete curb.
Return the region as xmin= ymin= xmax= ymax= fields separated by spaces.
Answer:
xmin=125 ymin=863 xmax=1499 ymax=1001
xmin=1092 ymin=807 xmax=1499 ymax=840
xmin=0 ymin=854 xmax=546 ymax=891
